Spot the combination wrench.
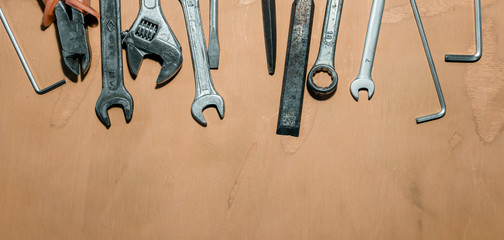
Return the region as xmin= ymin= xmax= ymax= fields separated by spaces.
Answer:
xmin=350 ymin=0 xmax=385 ymax=101
xmin=307 ymin=0 xmax=343 ymax=100
xmin=95 ymin=0 xmax=134 ymax=128
xmin=179 ymin=0 xmax=224 ymax=126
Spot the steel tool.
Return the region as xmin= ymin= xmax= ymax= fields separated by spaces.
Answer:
xmin=350 ymin=0 xmax=384 ymax=101
xmin=53 ymin=1 xmax=91 ymax=76
xmin=276 ymin=0 xmax=314 ymax=137
xmin=208 ymin=0 xmax=219 ymax=69
xmin=0 ymin=6 xmax=66 ymax=94
xmin=123 ymin=0 xmax=183 ymax=84
xmin=411 ymin=0 xmax=446 ymax=123
xmin=261 ymin=0 xmax=276 ymax=75
xmin=445 ymin=0 xmax=482 ymax=62
xmin=95 ymin=0 xmax=134 ymax=128
xmin=307 ymin=0 xmax=343 ymax=99
xmin=180 ymin=0 xmax=224 ymax=126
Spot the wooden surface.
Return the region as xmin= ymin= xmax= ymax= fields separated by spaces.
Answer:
xmin=1 ymin=0 xmax=504 ymax=239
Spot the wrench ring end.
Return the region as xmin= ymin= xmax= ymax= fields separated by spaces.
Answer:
xmin=307 ymin=64 xmax=338 ymax=100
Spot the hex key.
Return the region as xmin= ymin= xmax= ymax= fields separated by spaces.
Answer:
xmin=445 ymin=0 xmax=482 ymax=62
xmin=0 ymin=7 xmax=66 ymax=94
xmin=410 ymin=0 xmax=446 ymax=124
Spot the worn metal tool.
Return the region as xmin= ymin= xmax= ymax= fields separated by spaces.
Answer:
xmin=0 ymin=6 xmax=66 ymax=94
xmin=95 ymin=0 xmax=134 ymax=128
xmin=411 ymin=0 xmax=446 ymax=123
xmin=123 ymin=0 xmax=183 ymax=84
xmin=180 ymin=0 xmax=224 ymax=126
xmin=350 ymin=0 xmax=385 ymax=101
xmin=53 ymin=1 xmax=91 ymax=76
xmin=445 ymin=0 xmax=482 ymax=62
xmin=307 ymin=0 xmax=343 ymax=99
xmin=276 ymin=0 xmax=314 ymax=137
xmin=261 ymin=0 xmax=276 ymax=75
xmin=208 ymin=0 xmax=219 ymax=69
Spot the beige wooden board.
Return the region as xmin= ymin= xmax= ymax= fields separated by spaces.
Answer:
xmin=1 ymin=0 xmax=504 ymax=239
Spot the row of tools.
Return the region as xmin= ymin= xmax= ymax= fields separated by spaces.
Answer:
xmin=0 ymin=0 xmax=483 ymax=137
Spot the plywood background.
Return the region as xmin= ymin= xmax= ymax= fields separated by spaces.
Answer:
xmin=1 ymin=0 xmax=504 ymax=239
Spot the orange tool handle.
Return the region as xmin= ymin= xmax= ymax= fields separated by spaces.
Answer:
xmin=41 ymin=0 xmax=99 ymax=27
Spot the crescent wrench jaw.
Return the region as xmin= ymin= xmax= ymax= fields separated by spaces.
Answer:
xmin=350 ymin=77 xmax=375 ymax=101
xmin=191 ymin=95 xmax=225 ymax=127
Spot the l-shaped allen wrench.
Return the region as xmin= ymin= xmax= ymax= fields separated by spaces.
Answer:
xmin=0 ymin=6 xmax=66 ymax=94
xmin=445 ymin=0 xmax=482 ymax=62
xmin=410 ymin=0 xmax=446 ymax=124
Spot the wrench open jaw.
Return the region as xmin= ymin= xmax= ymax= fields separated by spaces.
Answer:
xmin=123 ymin=0 xmax=183 ymax=85
xmin=95 ymin=92 xmax=134 ymax=128
xmin=191 ymin=95 xmax=225 ymax=127
xmin=350 ymin=77 xmax=375 ymax=101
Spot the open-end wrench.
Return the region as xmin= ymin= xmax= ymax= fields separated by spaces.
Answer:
xmin=208 ymin=0 xmax=219 ymax=69
xmin=445 ymin=0 xmax=482 ymax=62
xmin=0 ymin=6 xmax=66 ymax=94
xmin=350 ymin=0 xmax=385 ymax=101
xmin=95 ymin=0 xmax=134 ymax=128
xmin=179 ymin=0 xmax=224 ymax=126
xmin=411 ymin=0 xmax=446 ymax=123
xmin=307 ymin=0 xmax=343 ymax=100
xmin=276 ymin=0 xmax=315 ymax=137
xmin=123 ymin=0 xmax=183 ymax=85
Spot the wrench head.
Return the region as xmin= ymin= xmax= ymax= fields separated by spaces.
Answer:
xmin=123 ymin=15 xmax=183 ymax=85
xmin=191 ymin=95 xmax=225 ymax=127
xmin=95 ymin=90 xmax=134 ymax=128
xmin=350 ymin=77 xmax=375 ymax=101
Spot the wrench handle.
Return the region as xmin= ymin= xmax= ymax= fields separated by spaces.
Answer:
xmin=315 ymin=0 xmax=343 ymax=66
xmin=100 ymin=0 xmax=125 ymax=92
xmin=357 ymin=0 xmax=385 ymax=79
xmin=180 ymin=0 xmax=217 ymax=98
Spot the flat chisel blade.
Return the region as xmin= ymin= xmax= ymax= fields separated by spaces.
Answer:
xmin=261 ymin=0 xmax=276 ymax=75
xmin=276 ymin=0 xmax=315 ymax=137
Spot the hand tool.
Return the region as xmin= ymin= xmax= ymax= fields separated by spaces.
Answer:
xmin=411 ymin=0 xmax=446 ymax=123
xmin=261 ymin=0 xmax=276 ymax=75
xmin=0 ymin=6 xmax=66 ymax=94
xmin=445 ymin=0 xmax=482 ymax=62
xmin=42 ymin=0 xmax=98 ymax=77
xmin=123 ymin=0 xmax=183 ymax=85
xmin=307 ymin=0 xmax=343 ymax=100
xmin=179 ymin=0 xmax=224 ymax=126
xmin=208 ymin=0 xmax=219 ymax=69
xmin=276 ymin=0 xmax=314 ymax=137
xmin=350 ymin=0 xmax=384 ymax=101
xmin=53 ymin=1 xmax=91 ymax=76
xmin=95 ymin=0 xmax=134 ymax=128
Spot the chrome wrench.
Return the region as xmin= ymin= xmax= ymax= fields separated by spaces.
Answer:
xmin=179 ymin=0 xmax=224 ymax=126
xmin=350 ymin=0 xmax=385 ymax=101
xmin=307 ymin=0 xmax=343 ymax=99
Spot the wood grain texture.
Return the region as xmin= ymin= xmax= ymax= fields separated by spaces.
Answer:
xmin=0 ymin=0 xmax=503 ymax=239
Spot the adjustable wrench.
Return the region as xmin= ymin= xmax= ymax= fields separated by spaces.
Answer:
xmin=307 ymin=0 xmax=343 ymax=99
xmin=179 ymin=0 xmax=224 ymax=126
xmin=95 ymin=0 xmax=134 ymax=128
xmin=123 ymin=0 xmax=183 ymax=84
xmin=350 ymin=0 xmax=385 ymax=101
